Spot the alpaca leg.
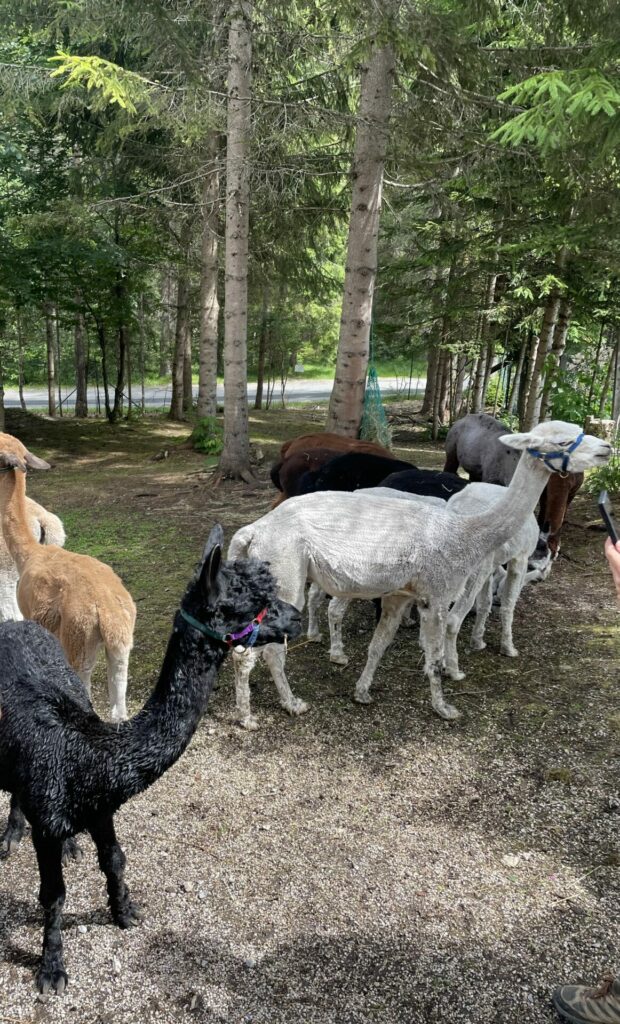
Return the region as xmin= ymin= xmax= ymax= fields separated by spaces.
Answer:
xmin=353 ymin=594 xmax=409 ymax=704
xmin=499 ymin=556 xmax=527 ymax=658
xmin=73 ymin=640 xmax=100 ymax=699
xmin=32 ymin=832 xmax=68 ymax=994
xmin=61 ymin=837 xmax=84 ymax=866
xmin=328 ymin=597 xmax=351 ymax=666
xmin=401 ymin=597 xmax=417 ymax=628
xmin=0 ymin=794 xmax=27 ymax=858
xmin=262 ymin=643 xmax=309 ymax=717
xmin=419 ymin=605 xmax=460 ymax=720
xmin=89 ymin=815 xmax=142 ymax=928
xmin=232 ymin=647 xmax=261 ymax=730
xmin=470 ymin=575 xmax=494 ymax=652
xmin=306 ymin=583 xmax=324 ymax=642
xmin=105 ymin=646 xmax=130 ymax=723
xmin=0 ymin=578 xmax=22 ymax=622
xmin=443 ymin=569 xmax=488 ymax=679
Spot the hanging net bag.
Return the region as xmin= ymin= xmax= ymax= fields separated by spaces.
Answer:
xmin=360 ymin=362 xmax=392 ymax=448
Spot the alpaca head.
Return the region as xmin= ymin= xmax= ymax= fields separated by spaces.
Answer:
xmin=0 ymin=433 xmax=51 ymax=474
xmin=499 ymin=421 xmax=611 ymax=475
xmin=180 ymin=524 xmax=302 ymax=649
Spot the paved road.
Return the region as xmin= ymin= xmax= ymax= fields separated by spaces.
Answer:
xmin=3 ymin=376 xmax=426 ymax=412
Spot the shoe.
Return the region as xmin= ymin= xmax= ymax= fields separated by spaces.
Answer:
xmin=552 ymin=974 xmax=620 ymax=1023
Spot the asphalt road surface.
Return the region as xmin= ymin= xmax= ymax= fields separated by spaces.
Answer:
xmin=3 ymin=376 xmax=426 ymax=412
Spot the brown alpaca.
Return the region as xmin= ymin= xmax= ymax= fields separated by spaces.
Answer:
xmin=0 ymin=433 xmax=136 ymax=722
xmin=271 ymin=432 xmax=393 ymax=506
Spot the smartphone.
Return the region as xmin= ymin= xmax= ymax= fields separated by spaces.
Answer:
xmin=599 ymin=490 xmax=619 ymax=545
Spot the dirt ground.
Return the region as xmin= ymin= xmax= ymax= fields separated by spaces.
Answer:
xmin=0 ymin=405 xmax=618 ymax=1024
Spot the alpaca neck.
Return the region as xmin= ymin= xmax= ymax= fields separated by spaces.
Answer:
xmin=464 ymin=452 xmax=551 ymax=553
xmin=0 ymin=470 xmax=38 ymax=571
xmin=111 ymin=617 xmax=226 ymax=802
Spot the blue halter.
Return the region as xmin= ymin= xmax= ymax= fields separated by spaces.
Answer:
xmin=526 ymin=432 xmax=584 ymax=474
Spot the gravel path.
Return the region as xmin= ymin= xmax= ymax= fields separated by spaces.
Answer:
xmin=0 ymin=410 xmax=618 ymax=1024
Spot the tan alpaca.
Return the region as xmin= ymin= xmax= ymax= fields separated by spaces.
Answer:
xmin=0 ymin=432 xmax=136 ymax=722
xmin=0 ymin=496 xmax=66 ymax=621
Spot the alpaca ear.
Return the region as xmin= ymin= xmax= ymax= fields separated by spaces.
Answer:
xmin=499 ymin=432 xmax=532 ymax=451
xmin=0 ymin=452 xmax=28 ymax=472
xmin=199 ymin=524 xmax=224 ymax=596
xmin=199 ymin=544 xmax=222 ymax=597
xmin=24 ymin=449 xmax=51 ymax=471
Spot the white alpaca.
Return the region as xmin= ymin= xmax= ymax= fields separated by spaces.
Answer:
xmin=228 ymin=422 xmax=610 ymax=727
xmin=308 ymin=484 xmax=547 ymax=674
xmin=0 ymin=497 xmax=66 ymax=621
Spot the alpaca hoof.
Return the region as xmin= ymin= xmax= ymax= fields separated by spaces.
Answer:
xmin=110 ymin=707 xmax=128 ymax=724
xmin=286 ymin=697 xmax=309 ymax=717
xmin=433 ymin=702 xmax=461 ymax=721
xmin=0 ymin=836 xmax=19 ymax=859
xmin=306 ymin=632 xmax=322 ymax=644
xmin=61 ymin=838 xmax=84 ymax=866
xmin=36 ymin=964 xmax=68 ymax=995
xmin=238 ymin=714 xmax=260 ymax=731
xmin=330 ymin=652 xmax=349 ymax=666
xmin=469 ymin=639 xmax=486 ymax=652
xmin=501 ymin=645 xmax=519 ymax=658
xmin=354 ymin=690 xmax=373 ymax=705
xmin=114 ymin=900 xmax=144 ymax=929
xmin=445 ymin=666 xmax=466 ymax=681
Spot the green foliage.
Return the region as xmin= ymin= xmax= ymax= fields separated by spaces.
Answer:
xmin=189 ymin=417 xmax=224 ymax=456
xmin=584 ymin=436 xmax=620 ymax=496
xmin=48 ymin=52 xmax=152 ymax=114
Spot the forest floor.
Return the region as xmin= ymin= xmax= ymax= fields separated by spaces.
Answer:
xmin=0 ymin=405 xmax=618 ymax=1024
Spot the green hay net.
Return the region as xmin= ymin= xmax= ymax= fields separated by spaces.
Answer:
xmin=360 ymin=363 xmax=392 ymax=448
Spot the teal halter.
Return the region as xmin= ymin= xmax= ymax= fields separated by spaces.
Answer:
xmin=526 ymin=432 xmax=584 ymax=474
xmin=179 ymin=606 xmax=267 ymax=648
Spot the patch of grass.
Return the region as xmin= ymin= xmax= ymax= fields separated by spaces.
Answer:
xmin=545 ymin=767 xmax=574 ymax=784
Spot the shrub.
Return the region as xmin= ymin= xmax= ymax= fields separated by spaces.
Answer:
xmin=584 ymin=426 xmax=620 ymax=496
xmin=189 ymin=417 xmax=224 ymax=456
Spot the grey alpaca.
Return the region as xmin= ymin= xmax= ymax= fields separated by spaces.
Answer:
xmin=228 ymin=422 xmax=610 ymax=727
xmin=0 ymin=526 xmax=301 ymax=993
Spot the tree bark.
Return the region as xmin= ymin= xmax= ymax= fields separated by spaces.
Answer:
xmin=523 ymin=248 xmax=568 ymax=429
xmin=506 ymin=333 xmax=528 ymax=416
xmin=16 ymin=308 xmax=27 ymax=411
xmin=612 ymin=334 xmax=620 ymax=421
xmin=218 ymin=0 xmax=254 ymax=480
xmin=170 ymin=264 xmax=190 ymax=421
xmin=160 ymin=268 xmax=174 ymax=377
xmin=254 ymin=286 xmax=269 ymax=410
xmin=44 ymin=304 xmax=57 ymax=417
xmin=326 ymin=39 xmax=395 ymax=436
xmin=183 ymin=305 xmax=193 ymax=416
xmin=74 ymin=300 xmax=88 ymax=418
xmin=55 ymin=308 xmax=63 ymax=416
xmin=95 ymin=318 xmax=112 ymax=421
xmin=0 ymin=324 xmax=5 ymax=431
xmin=197 ymin=134 xmax=221 ymax=419
xmin=471 ymin=270 xmax=499 ymax=413
xmin=539 ymin=296 xmax=572 ymax=421
xmin=519 ymin=331 xmax=539 ymax=429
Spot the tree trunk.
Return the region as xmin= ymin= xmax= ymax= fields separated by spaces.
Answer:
xmin=612 ymin=334 xmax=620 ymax=421
xmin=452 ymin=351 xmax=467 ymax=420
xmin=55 ymin=308 xmax=63 ymax=416
xmin=170 ymin=265 xmax=190 ymax=421
xmin=74 ymin=300 xmax=88 ymax=417
xmin=0 ymin=324 xmax=5 ymax=431
xmin=523 ymin=248 xmax=568 ymax=429
xmin=218 ymin=0 xmax=254 ymax=480
xmin=506 ymin=333 xmax=528 ymax=416
xmin=44 ymin=304 xmax=57 ymax=417
xmin=518 ymin=331 xmax=537 ymax=428
xmin=197 ymin=134 xmax=221 ymax=419
xmin=539 ymin=296 xmax=572 ymax=421
xmin=326 ymin=39 xmax=395 ymax=436
xmin=16 ymin=307 xmax=27 ymax=411
xmin=254 ymin=286 xmax=269 ymax=410
xmin=471 ymin=270 xmax=499 ymax=413
xmin=138 ymin=294 xmax=146 ymax=413
xmin=160 ymin=268 xmax=174 ymax=377
xmin=420 ymin=341 xmax=439 ymax=417
xmin=183 ymin=305 xmax=193 ymax=415
xmin=95 ymin=318 xmax=112 ymax=421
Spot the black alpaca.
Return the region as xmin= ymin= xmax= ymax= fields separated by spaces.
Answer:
xmin=379 ymin=467 xmax=468 ymax=499
xmin=0 ymin=525 xmax=301 ymax=994
xmin=297 ymin=451 xmax=415 ymax=494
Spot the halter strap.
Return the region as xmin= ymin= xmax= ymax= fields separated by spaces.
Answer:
xmin=526 ymin=432 xmax=584 ymax=473
xmin=179 ymin=606 xmax=268 ymax=648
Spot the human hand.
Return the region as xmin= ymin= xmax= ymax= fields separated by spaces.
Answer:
xmin=604 ymin=536 xmax=620 ymax=602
